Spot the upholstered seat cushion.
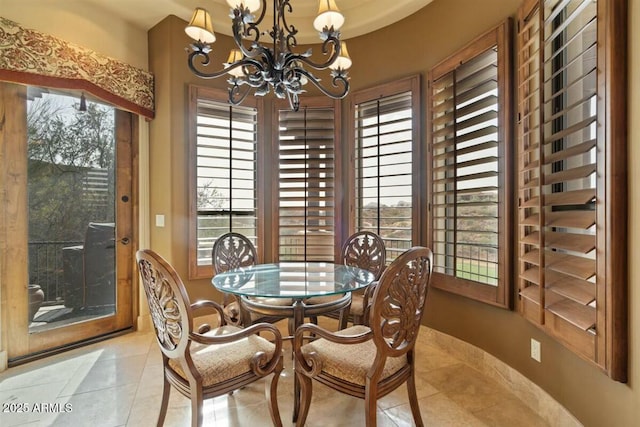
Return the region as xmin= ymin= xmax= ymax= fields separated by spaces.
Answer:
xmin=168 ymin=325 xmax=276 ymax=387
xmin=301 ymin=325 xmax=407 ymax=385
xmin=244 ymin=297 xmax=294 ymax=320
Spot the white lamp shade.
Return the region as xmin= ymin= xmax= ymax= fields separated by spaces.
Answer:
xmin=185 ymin=8 xmax=216 ymax=43
xmin=329 ymin=41 xmax=352 ymax=70
xmin=225 ymin=49 xmax=245 ymax=77
xmin=313 ymin=0 xmax=344 ymax=31
xmin=226 ymin=0 xmax=261 ymax=13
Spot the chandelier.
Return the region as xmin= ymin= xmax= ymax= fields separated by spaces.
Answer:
xmin=185 ymin=0 xmax=351 ymax=111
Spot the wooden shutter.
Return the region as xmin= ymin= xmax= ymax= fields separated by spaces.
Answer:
xmin=188 ymin=86 xmax=260 ymax=278
xmin=354 ymin=87 xmax=415 ymax=262
xmin=428 ymin=21 xmax=512 ymax=307
xmin=276 ymin=100 xmax=338 ymax=261
xmin=516 ymin=0 xmax=627 ymax=381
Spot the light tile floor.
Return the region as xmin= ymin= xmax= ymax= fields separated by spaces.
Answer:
xmin=0 ymin=319 xmax=550 ymax=427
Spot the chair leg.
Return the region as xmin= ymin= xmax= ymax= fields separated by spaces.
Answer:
xmin=287 ymin=318 xmax=295 ymax=337
xmin=190 ymin=387 xmax=203 ymax=427
xmin=266 ymin=359 xmax=284 ymax=427
xmin=364 ymin=383 xmax=378 ymax=427
xmin=352 ymin=314 xmax=362 ymax=326
xmin=157 ymin=375 xmax=171 ymax=427
xmin=407 ymin=370 xmax=424 ymax=427
xmin=295 ymin=373 xmax=313 ymax=427
xmin=338 ymin=306 xmax=350 ymax=329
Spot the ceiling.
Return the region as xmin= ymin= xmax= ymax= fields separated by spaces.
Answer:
xmin=84 ymin=0 xmax=434 ymax=44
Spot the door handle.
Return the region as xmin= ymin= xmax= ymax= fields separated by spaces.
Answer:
xmin=119 ymin=237 xmax=130 ymax=245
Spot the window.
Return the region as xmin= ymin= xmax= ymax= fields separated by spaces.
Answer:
xmin=188 ymin=86 xmax=262 ymax=279
xmin=516 ymin=0 xmax=627 ymax=380
xmin=275 ymin=98 xmax=340 ymax=261
xmin=427 ymin=21 xmax=513 ymax=307
xmin=351 ymin=76 xmax=421 ymax=262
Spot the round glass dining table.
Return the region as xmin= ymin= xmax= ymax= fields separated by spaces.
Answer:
xmin=212 ymin=261 xmax=376 ymax=422
xmin=212 ymin=261 xmax=374 ymax=298
xmin=212 ymin=261 xmax=375 ymax=328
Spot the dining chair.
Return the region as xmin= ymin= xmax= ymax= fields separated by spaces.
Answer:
xmin=136 ymin=249 xmax=284 ymax=427
xmin=212 ymin=232 xmax=293 ymax=328
xmin=340 ymin=231 xmax=386 ymax=325
xmin=293 ymin=246 xmax=434 ymax=427
xmin=212 ymin=232 xmax=258 ymax=326
xmin=311 ymin=231 xmax=387 ymax=327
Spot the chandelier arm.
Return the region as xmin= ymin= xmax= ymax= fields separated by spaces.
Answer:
xmin=285 ymin=89 xmax=300 ymax=112
xmin=253 ymin=0 xmax=268 ymax=27
xmin=231 ymin=15 xmax=261 ymax=60
xmin=188 ymin=49 xmax=230 ymax=79
xmin=188 ymin=48 xmax=265 ymax=79
xmin=239 ymin=72 xmax=268 ymax=89
xmin=226 ymin=58 xmax=266 ymax=76
xmin=279 ymin=0 xmax=297 ymax=45
xmin=283 ymin=37 xmax=340 ymax=71
xmin=228 ymin=82 xmax=253 ymax=106
xmin=231 ymin=20 xmax=276 ymax=67
xmin=230 ymin=0 xmax=268 ymax=44
xmin=296 ymin=68 xmax=350 ymax=100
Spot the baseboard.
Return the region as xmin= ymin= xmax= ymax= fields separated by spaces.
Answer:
xmin=136 ymin=313 xmax=152 ymax=332
xmin=0 ymin=350 xmax=7 ymax=372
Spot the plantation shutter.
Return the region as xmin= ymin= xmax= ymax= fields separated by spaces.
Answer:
xmin=277 ymin=102 xmax=337 ymax=261
xmin=431 ymin=47 xmax=500 ymax=286
xmin=428 ymin=21 xmax=511 ymax=307
xmin=517 ymin=0 xmax=545 ymax=321
xmin=354 ymin=91 xmax=413 ymax=262
xmin=516 ymin=0 xmax=627 ymax=380
xmin=194 ymin=96 xmax=258 ymax=266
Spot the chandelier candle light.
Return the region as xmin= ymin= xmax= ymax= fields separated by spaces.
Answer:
xmin=185 ymin=0 xmax=351 ymax=111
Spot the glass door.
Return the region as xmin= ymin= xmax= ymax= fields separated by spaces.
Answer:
xmin=1 ymin=84 xmax=134 ymax=361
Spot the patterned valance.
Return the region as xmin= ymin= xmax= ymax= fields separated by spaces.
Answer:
xmin=0 ymin=17 xmax=154 ymax=119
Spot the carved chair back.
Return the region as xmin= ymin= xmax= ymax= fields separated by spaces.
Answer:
xmin=369 ymin=246 xmax=433 ymax=357
xmin=212 ymin=232 xmax=257 ymax=274
xmin=136 ymin=249 xmax=192 ymax=361
xmin=341 ymin=231 xmax=386 ymax=280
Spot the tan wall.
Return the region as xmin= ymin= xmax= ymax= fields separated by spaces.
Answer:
xmin=148 ymin=16 xmax=238 ymax=302
xmin=1 ymin=0 xmax=148 ymax=69
xmin=148 ymin=0 xmax=638 ymax=425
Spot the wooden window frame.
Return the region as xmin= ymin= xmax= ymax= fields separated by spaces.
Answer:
xmin=427 ymin=20 xmax=514 ymax=308
xmin=348 ymin=75 xmax=422 ymax=263
xmin=515 ymin=0 xmax=627 ymax=381
xmin=271 ymin=97 xmax=342 ymax=262
xmin=187 ymin=85 xmax=264 ymax=279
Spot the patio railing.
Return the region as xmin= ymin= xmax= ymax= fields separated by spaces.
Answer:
xmin=28 ymin=240 xmax=83 ymax=304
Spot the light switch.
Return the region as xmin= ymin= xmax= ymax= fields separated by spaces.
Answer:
xmin=155 ymin=214 xmax=165 ymax=227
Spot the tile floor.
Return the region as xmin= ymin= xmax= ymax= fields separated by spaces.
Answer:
xmin=0 ymin=318 xmax=551 ymax=427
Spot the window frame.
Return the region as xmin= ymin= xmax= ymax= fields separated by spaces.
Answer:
xmin=348 ymin=75 xmax=422 ymax=263
xmin=427 ymin=20 xmax=514 ymax=308
xmin=271 ymin=97 xmax=342 ymax=262
xmin=187 ymin=85 xmax=264 ymax=279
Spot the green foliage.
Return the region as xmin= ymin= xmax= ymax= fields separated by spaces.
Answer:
xmin=27 ymin=95 xmax=115 ymax=241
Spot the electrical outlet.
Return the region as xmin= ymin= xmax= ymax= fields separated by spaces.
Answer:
xmin=531 ymin=338 xmax=541 ymax=362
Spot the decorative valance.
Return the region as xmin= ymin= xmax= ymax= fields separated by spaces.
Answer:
xmin=0 ymin=17 xmax=154 ymax=119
